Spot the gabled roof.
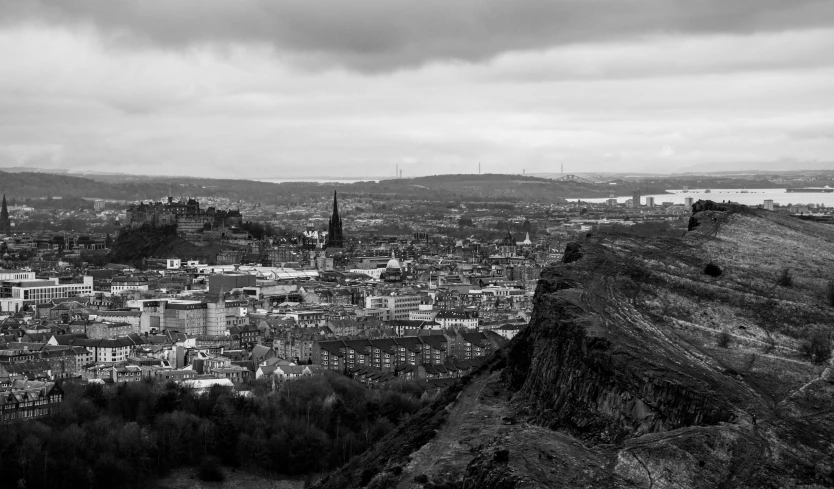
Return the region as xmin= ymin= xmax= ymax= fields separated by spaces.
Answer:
xmin=242 ymin=323 xmax=260 ymax=333
xmin=0 ymin=361 xmax=51 ymax=374
xmin=343 ymin=339 xmax=372 ymax=354
xmin=250 ymin=344 xmax=274 ymax=362
xmin=276 ymin=365 xmax=308 ymax=375
xmin=419 ymin=334 xmax=448 ymax=351
xmin=50 ymin=301 xmax=84 ymax=311
xmin=257 ymin=365 xmax=278 ymax=376
xmin=369 ymin=338 xmax=398 ymax=354
xmin=40 ymin=348 xmax=76 ymax=358
xmin=316 ymin=340 xmax=346 ymax=356
xmin=395 ymin=336 xmax=423 ymax=352
xmin=460 ymin=332 xmax=489 ymax=347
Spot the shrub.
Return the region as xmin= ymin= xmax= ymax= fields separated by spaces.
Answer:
xmin=799 ymin=330 xmax=832 ymax=365
xmin=826 ymin=281 xmax=834 ymax=307
xmin=717 ymin=330 xmax=732 ymax=348
xmin=704 ymin=263 xmax=722 ymax=277
xmin=777 ymin=268 xmax=793 ymax=287
xmin=414 ymin=474 xmax=429 ymax=484
xmin=197 ymin=456 xmax=225 ymax=482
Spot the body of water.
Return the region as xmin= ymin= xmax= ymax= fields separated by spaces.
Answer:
xmin=573 ymin=189 xmax=834 ymax=207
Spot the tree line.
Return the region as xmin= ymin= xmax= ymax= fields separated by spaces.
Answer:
xmin=0 ymin=373 xmax=432 ymax=489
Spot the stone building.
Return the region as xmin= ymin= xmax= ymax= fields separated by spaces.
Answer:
xmin=326 ymin=191 xmax=344 ymax=248
xmin=125 ymin=197 xmax=242 ymax=235
xmin=0 ymin=194 xmax=10 ymax=235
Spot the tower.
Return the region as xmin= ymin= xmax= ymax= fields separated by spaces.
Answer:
xmin=326 ymin=190 xmax=344 ymax=248
xmin=0 ymin=194 xmax=10 ymax=235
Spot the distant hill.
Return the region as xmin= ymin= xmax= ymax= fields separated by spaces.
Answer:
xmin=7 ymin=169 xmax=832 ymax=205
xmin=0 ymin=171 xmax=578 ymax=203
xmin=0 ymin=171 xmax=173 ymax=200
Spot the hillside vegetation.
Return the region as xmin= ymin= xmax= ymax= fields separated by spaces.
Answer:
xmin=107 ymin=225 xmax=224 ymax=267
xmin=314 ymin=201 xmax=834 ymax=489
xmin=0 ymin=374 xmax=431 ymax=489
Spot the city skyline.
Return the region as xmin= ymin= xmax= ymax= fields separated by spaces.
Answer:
xmin=1 ymin=1 xmax=833 ymax=178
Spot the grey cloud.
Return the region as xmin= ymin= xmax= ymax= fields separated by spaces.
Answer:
xmin=2 ymin=0 xmax=833 ymax=71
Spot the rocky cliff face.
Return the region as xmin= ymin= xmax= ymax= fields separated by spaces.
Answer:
xmin=504 ymin=263 xmax=736 ymax=443
xmin=315 ymin=201 xmax=834 ymax=489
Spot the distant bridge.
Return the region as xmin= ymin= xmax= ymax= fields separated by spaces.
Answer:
xmin=554 ymin=174 xmax=597 ymax=184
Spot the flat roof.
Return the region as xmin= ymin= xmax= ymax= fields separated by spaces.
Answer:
xmin=11 ymin=281 xmax=55 ymax=287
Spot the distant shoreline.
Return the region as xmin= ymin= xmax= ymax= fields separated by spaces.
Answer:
xmin=570 ymin=188 xmax=834 ymax=207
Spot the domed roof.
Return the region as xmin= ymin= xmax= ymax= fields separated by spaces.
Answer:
xmin=386 ymin=258 xmax=401 ymax=269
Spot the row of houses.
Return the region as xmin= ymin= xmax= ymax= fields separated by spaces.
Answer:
xmin=349 ymin=357 xmax=484 ymax=385
xmin=312 ymin=330 xmax=505 ymax=373
xmin=0 ymin=380 xmax=64 ymax=422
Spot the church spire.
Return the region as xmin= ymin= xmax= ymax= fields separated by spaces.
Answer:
xmin=326 ymin=190 xmax=344 ymax=248
xmin=0 ymin=194 xmax=10 ymax=235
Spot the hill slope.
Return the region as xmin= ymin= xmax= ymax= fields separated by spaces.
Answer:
xmin=108 ymin=225 xmax=224 ymax=266
xmin=315 ymin=201 xmax=834 ymax=489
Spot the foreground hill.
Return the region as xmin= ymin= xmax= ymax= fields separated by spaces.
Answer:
xmin=315 ymin=201 xmax=834 ymax=489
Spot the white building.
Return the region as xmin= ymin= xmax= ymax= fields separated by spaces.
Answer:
xmin=284 ymin=310 xmax=326 ymax=327
xmin=435 ymin=310 xmax=478 ymax=329
xmin=763 ymin=200 xmax=774 ymax=211
xmin=5 ymin=276 xmax=93 ymax=302
xmin=0 ymin=270 xmax=35 ymax=281
xmin=365 ymin=294 xmax=421 ymax=320
xmin=409 ymin=304 xmax=438 ymax=322
xmin=110 ymin=276 xmax=149 ymax=295
xmin=480 ymin=287 xmax=525 ymax=298
xmin=350 ymin=268 xmax=383 ymax=280
xmin=488 ymin=324 xmax=521 ymax=340
xmin=646 ymin=197 xmax=655 ymax=207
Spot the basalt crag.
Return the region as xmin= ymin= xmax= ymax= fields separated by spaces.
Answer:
xmin=315 ymin=201 xmax=834 ymax=489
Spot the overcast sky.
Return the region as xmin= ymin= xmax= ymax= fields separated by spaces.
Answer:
xmin=1 ymin=1 xmax=833 ymax=179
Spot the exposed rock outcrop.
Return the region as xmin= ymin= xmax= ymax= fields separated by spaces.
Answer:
xmin=315 ymin=202 xmax=834 ymax=489
xmin=504 ymin=266 xmax=736 ymax=443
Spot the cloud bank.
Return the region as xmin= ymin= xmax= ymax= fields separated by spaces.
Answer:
xmin=0 ymin=1 xmax=832 ymax=177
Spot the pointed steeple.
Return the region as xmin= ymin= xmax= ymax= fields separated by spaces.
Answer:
xmin=0 ymin=194 xmax=10 ymax=235
xmin=326 ymin=190 xmax=344 ymax=248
